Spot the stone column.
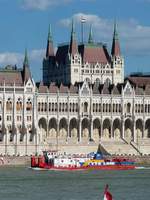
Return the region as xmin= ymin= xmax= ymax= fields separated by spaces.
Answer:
xmin=4 ymin=128 xmax=7 ymax=155
xmin=90 ymin=118 xmax=93 ymax=140
xmin=121 ymin=119 xmax=125 ymax=139
xmin=67 ymin=119 xmax=69 ymax=142
xmin=34 ymin=128 xmax=38 ymax=155
xmin=14 ymin=128 xmax=17 ymax=156
xmin=34 ymin=95 xmax=38 ymax=155
xmin=56 ymin=119 xmax=59 ymax=151
xmin=100 ymin=119 xmax=103 ymax=139
xmin=67 ymin=94 xmax=70 ymax=142
xmin=133 ymin=120 xmax=136 ymax=143
xmin=110 ymin=119 xmax=113 ymax=139
xmin=142 ymin=120 xmax=145 ymax=138
xmin=78 ymin=119 xmax=81 ymax=142
xmin=25 ymin=129 xmax=28 ymax=156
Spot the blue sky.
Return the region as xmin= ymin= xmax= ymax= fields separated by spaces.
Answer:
xmin=0 ymin=0 xmax=150 ymax=81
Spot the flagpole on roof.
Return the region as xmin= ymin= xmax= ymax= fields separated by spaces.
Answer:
xmin=81 ymin=16 xmax=86 ymax=44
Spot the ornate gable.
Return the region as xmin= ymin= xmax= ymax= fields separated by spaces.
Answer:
xmin=25 ymin=79 xmax=35 ymax=93
xmin=123 ymin=81 xmax=133 ymax=96
xmin=80 ymin=80 xmax=90 ymax=96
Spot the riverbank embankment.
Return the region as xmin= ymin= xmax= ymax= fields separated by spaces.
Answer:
xmin=0 ymin=156 xmax=30 ymax=166
xmin=1 ymin=155 xmax=150 ymax=166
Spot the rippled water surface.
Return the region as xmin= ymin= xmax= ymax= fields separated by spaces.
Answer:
xmin=0 ymin=166 xmax=150 ymax=200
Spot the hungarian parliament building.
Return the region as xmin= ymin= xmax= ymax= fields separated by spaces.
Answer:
xmin=0 ymin=22 xmax=150 ymax=156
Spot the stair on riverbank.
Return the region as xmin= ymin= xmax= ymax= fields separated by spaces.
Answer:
xmin=133 ymin=138 xmax=150 ymax=155
xmin=99 ymin=139 xmax=138 ymax=155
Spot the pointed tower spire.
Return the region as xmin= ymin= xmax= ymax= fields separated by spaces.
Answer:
xmin=69 ymin=19 xmax=78 ymax=55
xmin=113 ymin=21 xmax=119 ymax=40
xmin=23 ymin=49 xmax=31 ymax=82
xmin=23 ymin=48 xmax=29 ymax=66
xmin=71 ymin=19 xmax=75 ymax=40
xmin=111 ymin=21 xmax=121 ymax=57
xmin=48 ymin=24 xmax=52 ymax=42
xmin=46 ymin=24 xmax=54 ymax=58
xmin=88 ymin=25 xmax=93 ymax=44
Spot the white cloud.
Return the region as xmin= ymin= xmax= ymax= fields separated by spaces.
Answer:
xmin=0 ymin=49 xmax=45 ymax=67
xmin=0 ymin=52 xmax=23 ymax=66
xmin=59 ymin=13 xmax=150 ymax=55
xmin=22 ymin=0 xmax=72 ymax=10
xmin=30 ymin=49 xmax=45 ymax=60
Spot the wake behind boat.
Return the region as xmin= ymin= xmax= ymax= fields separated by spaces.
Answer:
xmin=31 ymin=150 xmax=136 ymax=171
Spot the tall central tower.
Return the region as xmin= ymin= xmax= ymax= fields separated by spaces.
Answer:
xmin=111 ymin=22 xmax=124 ymax=84
xmin=66 ymin=21 xmax=81 ymax=84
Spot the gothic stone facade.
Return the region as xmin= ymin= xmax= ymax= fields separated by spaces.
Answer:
xmin=1 ymin=69 xmax=150 ymax=156
xmin=0 ymin=24 xmax=150 ymax=156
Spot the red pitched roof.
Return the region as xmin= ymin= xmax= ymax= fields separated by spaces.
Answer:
xmin=49 ymin=83 xmax=58 ymax=93
xmin=38 ymin=82 xmax=48 ymax=93
xmin=59 ymin=83 xmax=68 ymax=93
xmin=69 ymin=85 xmax=78 ymax=94
xmin=79 ymin=44 xmax=110 ymax=64
xmin=0 ymin=70 xmax=23 ymax=86
xmin=127 ymin=76 xmax=150 ymax=87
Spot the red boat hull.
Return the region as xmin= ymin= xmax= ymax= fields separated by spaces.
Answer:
xmin=32 ymin=165 xmax=135 ymax=171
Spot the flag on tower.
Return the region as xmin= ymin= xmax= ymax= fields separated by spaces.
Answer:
xmin=103 ymin=184 xmax=113 ymax=200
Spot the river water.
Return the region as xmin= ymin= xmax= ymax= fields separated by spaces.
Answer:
xmin=0 ymin=166 xmax=150 ymax=200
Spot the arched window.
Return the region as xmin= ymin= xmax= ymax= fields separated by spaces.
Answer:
xmin=99 ymin=104 xmax=101 ymax=112
xmin=76 ymin=103 xmax=78 ymax=112
xmin=52 ymin=103 xmax=54 ymax=112
xmin=26 ymin=98 xmax=32 ymax=111
xmin=95 ymin=78 xmax=100 ymax=84
xmin=49 ymin=103 xmax=51 ymax=112
xmin=65 ymin=103 xmax=68 ymax=112
xmin=16 ymin=98 xmax=22 ymax=111
xmin=59 ymin=103 xmax=61 ymax=112
xmin=55 ymin=103 xmax=57 ymax=112
xmin=69 ymin=103 xmax=72 ymax=112
xmin=72 ymin=103 xmax=75 ymax=112
xmin=93 ymin=103 xmax=95 ymax=112
xmin=6 ymin=98 xmax=12 ymax=111
xmin=127 ymin=103 xmax=131 ymax=113
xmin=85 ymin=78 xmax=90 ymax=83
xmin=41 ymin=103 xmax=44 ymax=112
xmin=84 ymin=102 xmax=88 ymax=113
xmin=62 ymin=103 xmax=65 ymax=112
xmin=105 ymin=78 xmax=111 ymax=86
xmin=44 ymin=103 xmax=47 ymax=112
xmin=0 ymin=101 xmax=2 ymax=111
xmin=38 ymin=102 xmax=40 ymax=112
xmin=145 ymin=104 xmax=147 ymax=113
xmin=135 ymin=104 xmax=137 ymax=113
xmin=96 ymin=104 xmax=98 ymax=112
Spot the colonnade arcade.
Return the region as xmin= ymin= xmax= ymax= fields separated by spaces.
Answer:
xmin=38 ymin=117 xmax=150 ymax=144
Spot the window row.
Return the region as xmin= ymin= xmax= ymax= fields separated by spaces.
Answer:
xmin=93 ymin=103 xmax=122 ymax=113
xmin=38 ymin=102 xmax=79 ymax=113
xmin=0 ymin=115 xmax=32 ymax=122
xmin=0 ymin=99 xmax=32 ymax=112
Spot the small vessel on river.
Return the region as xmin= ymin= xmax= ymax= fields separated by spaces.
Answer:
xmin=31 ymin=150 xmax=135 ymax=171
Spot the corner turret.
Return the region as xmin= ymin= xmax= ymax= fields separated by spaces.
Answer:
xmin=46 ymin=24 xmax=54 ymax=58
xmin=69 ymin=20 xmax=78 ymax=55
xmin=23 ymin=49 xmax=31 ymax=83
xmin=88 ymin=25 xmax=94 ymax=44
xmin=111 ymin=22 xmax=121 ymax=57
